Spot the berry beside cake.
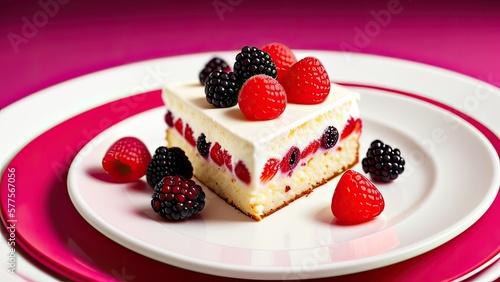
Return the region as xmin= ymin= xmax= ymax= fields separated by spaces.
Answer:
xmin=161 ymin=44 xmax=362 ymax=221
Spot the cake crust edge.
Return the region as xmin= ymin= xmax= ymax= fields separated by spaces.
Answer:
xmin=256 ymin=148 xmax=359 ymax=221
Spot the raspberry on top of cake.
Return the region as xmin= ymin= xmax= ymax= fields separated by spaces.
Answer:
xmin=162 ymin=44 xmax=362 ymax=221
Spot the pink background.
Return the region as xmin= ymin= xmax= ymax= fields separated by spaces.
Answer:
xmin=1 ymin=0 xmax=500 ymax=110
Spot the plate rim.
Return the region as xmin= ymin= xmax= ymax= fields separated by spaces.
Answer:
xmin=67 ymin=86 xmax=499 ymax=280
xmin=1 ymin=50 xmax=499 ymax=172
xmin=1 ymin=50 xmax=499 ymax=281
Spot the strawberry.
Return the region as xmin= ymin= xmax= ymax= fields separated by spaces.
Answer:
xmin=102 ymin=137 xmax=152 ymax=183
xmin=331 ymin=170 xmax=385 ymax=223
xmin=235 ymin=161 xmax=250 ymax=184
xmin=260 ymin=158 xmax=280 ymax=184
xmin=261 ymin=43 xmax=297 ymax=82
xmin=210 ymin=142 xmax=224 ymax=166
xmin=281 ymin=56 xmax=331 ymax=104
xmin=238 ymin=74 xmax=287 ymax=120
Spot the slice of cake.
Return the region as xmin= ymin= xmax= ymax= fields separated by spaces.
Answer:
xmin=162 ymin=81 xmax=361 ymax=221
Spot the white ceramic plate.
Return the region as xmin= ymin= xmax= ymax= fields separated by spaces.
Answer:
xmin=2 ymin=50 xmax=499 ymax=281
xmin=67 ymin=87 xmax=499 ymax=279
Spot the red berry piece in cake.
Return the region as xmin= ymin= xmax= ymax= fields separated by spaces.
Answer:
xmin=235 ymin=161 xmax=251 ymax=184
xmin=151 ymin=175 xmax=206 ymax=220
xmin=174 ymin=118 xmax=183 ymax=135
xmin=320 ymin=126 xmax=339 ymax=149
xmin=204 ymin=70 xmax=241 ymax=108
xmin=223 ymin=149 xmax=233 ymax=171
xmin=234 ymin=46 xmax=277 ymax=82
xmin=281 ymin=56 xmax=331 ymax=104
xmin=362 ymin=139 xmax=406 ymax=182
xmin=164 ymin=110 xmax=174 ymax=127
xmin=341 ymin=118 xmax=362 ymax=140
xmin=238 ymin=74 xmax=287 ymax=120
xmin=331 ymin=170 xmax=385 ymax=223
xmin=210 ymin=142 xmax=225 ymax=166
xmin=196 ymin=133 xmax=211 ymax=158
xmin=280 ymin=146 xmax=301 ymax=173
xmin=260 ymin=158 xmax=280 ymax=184
xmin=301 ymin=139 xmax=320 ymax=159
xmin=261 ymin=42 xmax=297 ymax=82
xmin=199 ymin=57 xmax=231 ymax=86
xmin=184 ymin=124 xmax=196 ymax=147
xmin=102 ymin=137 xmax=152 ymax=183
xmin=146 ymin=146 xmax=194 ymax=188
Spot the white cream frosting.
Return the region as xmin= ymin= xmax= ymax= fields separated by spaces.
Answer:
xmin=162 ymin=82 xmax=360 ymax=191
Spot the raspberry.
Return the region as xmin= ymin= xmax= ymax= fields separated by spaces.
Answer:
xmin=146 ymin=146 xmax=193 ymax=188
xmin=199 ymin=57 xmax=231 ymax=85
xmin=209 ymin=142 xmax=224 ymax=166
xmin=238 ymin=74 xmax=287 ymax=120
xmin=204 ymin=70 xmax=241 ymax=108
xmin=301 ymin=140 xmax=320 ymax=159
xmin=261 ymin=42 xmax=297 ymax=82
xmin=331 ymin=170 xmax=385 ymax=223
xmin=174 ymin=118 xmax=183 ymax=135
xmin=280 ymin=146 xmax=301 ymax=173
xmin=341 ymin=118 xmax=362 ymax=140
xmin=151 ymin=176 xmax=205 ymax=220
xmin=234 ymin=46 xmax=277 ymax=82
xmin=164 ymin=111 xmax=174 ymax=127
xmin=235 ymin=161 xmax=250 ymax=184
xmin=320 ymin=126 xmax=339 ymax=149
xmin=281 ymin=56 xmax=331 ymax=104
xmin=260 ymin=158 xmax=280 ymax=184
xmin=223 ymin=149 xmax=233 ymax=171
xmin=102 ymin=137 xmax=152 ymax=183
xmin=362 ymin=140 xmax=406 ymax=182
xmin=196 ymin=133 xmax=211 ymax=158
xmin=184 ymin=124 xmax=196 ymax=147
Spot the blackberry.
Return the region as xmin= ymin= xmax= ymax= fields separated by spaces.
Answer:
xmin=196 ymin=133 xmax=211 ymax=158
xmin=199 ymin=57 xmax=231 ymax=85
xmin=204 ymin=70 xmax=240 ymax=108
xmin=146 ymin=147 xmax=193 ymax=188
xmin=151 ymin=175 xmax=206 ymax=220
xmin=362 ymin=139 xmax=406 ymax=182
xmin=233 ymin=46 xmax=277 ymax=81
xmin=320 ymin=126 xmax=339 ymax=149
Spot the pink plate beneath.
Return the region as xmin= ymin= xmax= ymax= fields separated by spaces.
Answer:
xmin=1 ymin=86 xmax=499 ymax=282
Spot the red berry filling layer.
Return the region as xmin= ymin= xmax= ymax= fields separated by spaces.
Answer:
xmin=260 ymin=117 xmax=361 ymax=184
xmin=165 ymin=110 xmax=361 ymax=186
xmin=166 ymin=111 xmax=248 ymax=183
